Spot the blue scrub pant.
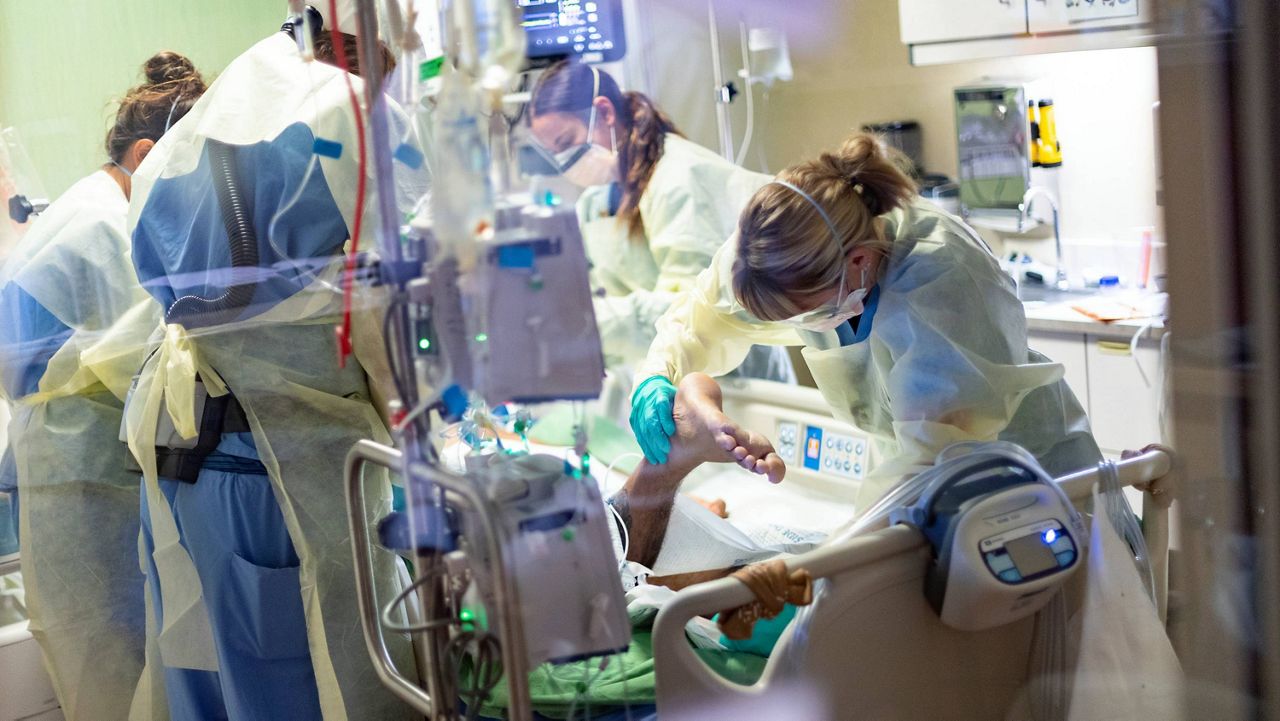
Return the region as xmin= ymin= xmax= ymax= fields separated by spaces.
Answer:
xmin=140 ymin=433 xmax=322 ymax=721
xmin=0 ymin=488 xmax=17 ymax=556
xmin=1 ymin=447 xmax=19 ymax=555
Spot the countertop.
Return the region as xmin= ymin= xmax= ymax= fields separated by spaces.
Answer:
xmin=1022 ymin=294 xmax=1167 ymax=341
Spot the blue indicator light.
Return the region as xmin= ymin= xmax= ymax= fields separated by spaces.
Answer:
xmin=1043 ymin=528 xmax=1057 ymax=544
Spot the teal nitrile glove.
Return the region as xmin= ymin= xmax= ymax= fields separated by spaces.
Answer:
xmin=630 ymin=375 xmax=678 ymax=464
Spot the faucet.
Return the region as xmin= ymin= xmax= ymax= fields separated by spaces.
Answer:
xmin=1018 ymin=187 xmax=1069 ymax=291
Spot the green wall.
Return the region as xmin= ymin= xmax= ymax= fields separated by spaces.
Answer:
xmin=0 ymin=0 xmax=283 ymax=198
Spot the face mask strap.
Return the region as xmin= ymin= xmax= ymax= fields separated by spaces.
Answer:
xmin=585 ymin=66 xmax=603 ymax=139
xmin=772 ymin=179 xmax=852 ymax=317
xmin=770 ymin=179 xmax=842 ymax=248
xmin=164 ymin=97 xmax=182 ymax=133
xmin=113 ymin=161 xmax=133 ymax=178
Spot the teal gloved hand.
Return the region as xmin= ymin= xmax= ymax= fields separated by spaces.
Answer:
xmin=630 ymin=376 xmax=678 ymax=464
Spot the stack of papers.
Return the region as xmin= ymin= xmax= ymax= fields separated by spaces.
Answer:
xmin=1070 ymin=298 xmax=1153 ymax=323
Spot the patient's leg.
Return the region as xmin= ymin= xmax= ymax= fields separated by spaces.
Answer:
xmin=614 ymin=373 xmax=786 ymax=568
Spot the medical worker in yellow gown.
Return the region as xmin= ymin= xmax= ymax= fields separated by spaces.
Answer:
xmin=0 ymin=51 xmax=206 ymax=721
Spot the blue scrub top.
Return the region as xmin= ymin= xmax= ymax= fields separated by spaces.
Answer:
xmin=0 ymin=447 xmax=14 ymax=491
xmin=0 ymin=251 xmax=117 ymax=548
xmin=0 ymin=280 xmax=73 ymax=400
xmin=132 ymin=122 xmax=350 ymax=321
xmin=835 ymin=285 xmax=881 ymax=347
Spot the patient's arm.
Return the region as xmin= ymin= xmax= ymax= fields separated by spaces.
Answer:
xmin=613 ymin=373 xmax=786 ymax=569
xmin=647 ymin=568 xmax=741 ymax=591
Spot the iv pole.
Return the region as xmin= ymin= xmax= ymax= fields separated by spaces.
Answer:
xmin=707 ymin=0 xmax=735 ymax=162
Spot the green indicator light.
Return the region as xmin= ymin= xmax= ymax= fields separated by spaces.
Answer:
xmin=475 ymin=333 xmax=488 ymax=343
xmin=418 ymin=338 xmax=431 ymax=351
xmin=460 ymin=608 xmax=475 ymax=622
xmin=562 ymin=528 xmax=575 ymax=542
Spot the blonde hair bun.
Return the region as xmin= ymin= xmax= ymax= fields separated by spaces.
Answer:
xmin=813 ymin=132 xmax=917 ymax=217
xmin=731 ymin=131 xmax=917 ymax=321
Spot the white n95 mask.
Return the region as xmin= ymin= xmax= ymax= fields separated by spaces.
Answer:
xmin=557 ymin=102 xmax=618 ymax=188
xmin=559 ymin=142 xmax=617 ymax=187
xmin=784 ymin=287 xmax=869 ymax=332
xmin=784 ymin=266 xmax=870 ymax=333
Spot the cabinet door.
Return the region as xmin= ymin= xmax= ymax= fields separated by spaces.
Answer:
xmin=1028 ymin=331 xmax=1090 ymax=416
xmin=1085 ymin=335 xmax=1163 ymax=454
xmin=1027 ymin=0 xmax=1153 ymax=34
xmin=899 ymin=0 xmax=1028 ymax=44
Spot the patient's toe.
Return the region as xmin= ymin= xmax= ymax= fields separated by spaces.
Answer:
xmin=756 ymin=453 xmax=787 ymax=485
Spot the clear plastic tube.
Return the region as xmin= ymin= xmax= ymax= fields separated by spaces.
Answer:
xmin=1028 ymin=591 xmax=1069 ymax=721
xmin=734 ymin=19 xmax=756 ymax=168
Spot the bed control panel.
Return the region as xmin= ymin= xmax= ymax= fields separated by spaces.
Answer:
xmin=776 ymin=421 xmax=868 ymax=481
xmin=718 ymin=380 xmax=874 ymax=490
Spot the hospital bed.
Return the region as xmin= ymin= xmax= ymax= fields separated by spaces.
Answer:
xmin=386 ymin=378 xmax=1173 ymax=718
xmin=649 ymin=446 xmax=1174 ymax=720
xmin=564 ymin=378 xmax=879 ymax=543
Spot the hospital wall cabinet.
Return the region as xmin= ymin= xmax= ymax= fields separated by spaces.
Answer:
xmin=1025 ymin=0 xmax=1153 ymax=34
xmin=1085 ymin=335 xmax=1163 ymax=454
xmin=897 ymin=0 xmax=1028 ymax=45
xmin=899 ymin=0 xmax=1155 ymax=65
xmin=1028 ymin=328 xmax=1165 ymax=455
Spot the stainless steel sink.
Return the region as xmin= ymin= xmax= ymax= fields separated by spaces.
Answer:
xmin=1016 ymin=285 xmax=1097 ymax=304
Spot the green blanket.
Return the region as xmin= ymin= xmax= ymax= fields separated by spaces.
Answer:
xmin=527 ymin=406 xmax=644 ymax=476
xmin=479 ymin=406 xmax=769 ymax=717
xmin=473 ymin=631 xmax=767 ymax=719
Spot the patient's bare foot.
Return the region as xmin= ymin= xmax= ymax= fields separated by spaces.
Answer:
xmin=668 ymin=373 xmax=786 ymax=484
xmin=620 ymin=375 xmax=783 ymax=568
xmin=723 ymin=420 xmax=788 ymax=485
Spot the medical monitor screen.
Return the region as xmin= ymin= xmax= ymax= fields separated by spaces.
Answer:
xmin=520 ymin=0 xmax=626 ymax=66
xmin=1004 ymin=534 xmax=1058 ymax=578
